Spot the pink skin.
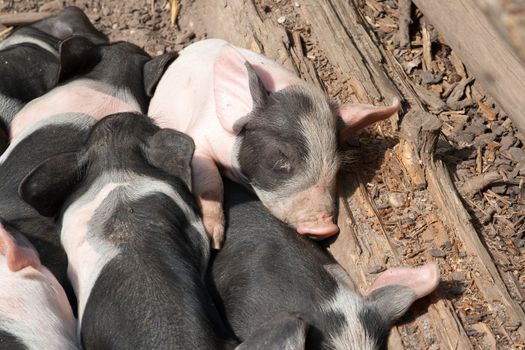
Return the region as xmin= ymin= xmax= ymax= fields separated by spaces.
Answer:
xmin=367 ymin=263 xmax=441 ymax=299
xmin=10 ymin=83 xmax=140 ymax=141
xmin=148 ymin=39 xmax=400 ymax=247
xmin=297 ymin=217 xmax=339 ymax=239
xmin=0 ymin=224 xmax=41 ymax=272
xmin=0 ymin=224 xmax=78 ymax=349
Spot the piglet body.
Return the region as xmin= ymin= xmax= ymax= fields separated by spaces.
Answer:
xmin=210 ymin=179 xmax=439 ymax=349
xmin=149 ymin=39 xmax=400 ymax=247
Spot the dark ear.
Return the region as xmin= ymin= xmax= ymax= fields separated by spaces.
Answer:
xmin=230 ymin=62 xmax=268 ymax=134
xmin=57 ymin=36 xmax=100 ymax=82
xmin=143 ymin=52 xmax=178 ymax=97
xmin=366 ymin=285 xmax=416 ymax=327
xmin=214 ymin=45 xmax=269 ymax=135
xmin=0 ymin=124 xmax=8 ymax=155
xmin=145 ymin=128 xmax=195 ymax=189
xmin=237 ymin=313 xmax=308 ymax=350
xmin=245 ymin=61 xmax=269 ymax=108
xmin=18 ymin=152 xmax=80 ymax=217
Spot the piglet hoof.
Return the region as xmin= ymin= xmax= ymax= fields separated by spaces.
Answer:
xmin=202 ymin=212 xmax=225 ymax=250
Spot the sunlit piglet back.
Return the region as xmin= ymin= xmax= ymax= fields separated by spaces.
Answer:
xmin=0 ymin=222 xmax=78 ymax=350
xmin=148 ymin=39 xmax=400 ymax=248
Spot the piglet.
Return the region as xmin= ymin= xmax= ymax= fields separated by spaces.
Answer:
xmin=0 ymin=37 xmax=173 ymax=299
xmin=0 ymin=6 xmax=107 ymax=126
xmin=20 ymin=113 xmax=309 ymax=350
xmin=0 ymin=222 xmax=78 ymax=349
xmin=209 ymin=179 xmax=440 ymax=349
xmin=149 ymin=38 xmax=400 ymax=248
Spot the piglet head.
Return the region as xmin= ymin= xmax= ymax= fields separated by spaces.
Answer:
xmin=215 ymin=45 xmax=340 ymax=238
xmin=214 ymin=46 xmax=400 ymax=239
xmin=18 ymin=113 xmax=195 ymax=218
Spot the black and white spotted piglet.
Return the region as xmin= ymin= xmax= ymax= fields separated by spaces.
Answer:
xmin=20 ymin=113 xmax=307 ymax=350
xmin=209 ymin=179 xmax=440 ymax=350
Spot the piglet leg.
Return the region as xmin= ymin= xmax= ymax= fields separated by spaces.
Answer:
xmin=192 ymin=153 xmax=225 ymax=249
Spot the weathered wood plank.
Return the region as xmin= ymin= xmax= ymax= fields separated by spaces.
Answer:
xmin=412 ymin=0 xmax=525 ymax=137
xmin=0 ymin=12 xmax=53 ymax=26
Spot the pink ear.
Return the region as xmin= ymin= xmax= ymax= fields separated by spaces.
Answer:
xmin=338 ymin=98 xmax=401 ymax=139
xmin=0 ymin=223 xmax=41 ymax=272
xmin=367 ymin=263 xmax=440 ymax=299
xmin=214 ymin=45 xmax=255 ymax=134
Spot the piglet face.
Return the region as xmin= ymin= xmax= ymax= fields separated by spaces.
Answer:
xmin=237 ymin=85 xmax=340 ymax=238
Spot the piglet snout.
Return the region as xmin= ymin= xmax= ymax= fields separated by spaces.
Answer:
xmin=296 ymin=215 xmax=339 ymax=239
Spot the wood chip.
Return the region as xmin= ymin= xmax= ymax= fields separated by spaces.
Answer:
xmin=422 ymin=25 xmax=433 ymax=70
xmin=460 ymin=171 xmax=502 ymax=196
xmin=397 ymin=0 xmax=412 ymax=48
xmin=449 ymin=51 xmax=467 ymax=78
xmin=477 ymin=100 xmax=498 ymax=121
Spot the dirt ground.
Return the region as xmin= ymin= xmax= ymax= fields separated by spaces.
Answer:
xmin=2 ymin=0 xmax=525 ymax=349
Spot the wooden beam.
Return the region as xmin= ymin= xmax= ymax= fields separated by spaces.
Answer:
xmin=412 ymin=0 xmax=525 ymax=137
xmin=0 ymin=12 xmax=53 ymax=27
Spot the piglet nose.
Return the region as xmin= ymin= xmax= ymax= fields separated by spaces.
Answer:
xmin=296 ymin=222 xmax=339 ymax=240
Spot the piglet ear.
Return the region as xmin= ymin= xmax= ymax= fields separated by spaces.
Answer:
xmin=366 ymin=285 xmax=416 ymax=327
xmin=214 ymin=45 xmax=269 ymax=135
xmin=367 ymin=263 xmax=440 ymax=299
xmin=145 ymin=128 xmax=195 ymax=189
xmin=143 ymin=51 xmax=178 ymax=97
xmin=19 ymin=152 xmax=80 ymax=217
xmin=338 ymin=98 xmax=401 ymax=140
xmin=237 ymin=313 xmax=308 ymax=350
xmin=57 ymin=35 xmax=100 ymax=82
xmin=0 ymin=223 xmax=40 ymax=272
xmin=364 ymin=263 xmax=439 ymax=328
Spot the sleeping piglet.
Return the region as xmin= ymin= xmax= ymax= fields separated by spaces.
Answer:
xmin=0 ymin=6 xmax=108 ymax=126
xmin=148 ymin=38 xmax=400 ymax=248
xmin=209 ymin=179 xmax=440 ymax=349
xmin=0 ymin=222 xmax=78 ymax=350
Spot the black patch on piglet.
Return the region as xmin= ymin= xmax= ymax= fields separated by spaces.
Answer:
xmin=143 ymin=51 xmax=178 ymax=97
xmin=57 ymin=36 xmax=101 ymax=82
xmin=237 ymin=313 xmax=308 ymax=350
xmin=144 ymin=128 xmax=195 ymax=189
xmin=0 ymin=330 xmax=27 ymax=350
xmin=0 ymin=124 xmax=8 ymax=155
xmin=31 ymin=6 xmax=108 ymax=45
xmin=359 ymin=285 xmax=417 ymax=350
xmin=237 ymin=87 xmax=312 ymax=191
